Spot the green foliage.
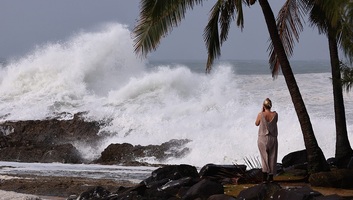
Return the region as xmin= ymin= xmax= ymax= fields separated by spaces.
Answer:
xmin=133 ymin=0 xmax=203 ymax=57
xmin=270 ymin=0 xmax=353 ymax=75
xmin=310 ymin=0 xmax=353 ymax=62
xmin=340 ymin=1 xmax=353 ymax=63
xmin=340 ymin=62 xmax=353 ymax=92
xmin=204 ymin=0 xmax=246 ymax=73
xmin=268 ymin=0 xmax=310 ymax=77
xmin=133 ymin=0 xmax=247 ymax=73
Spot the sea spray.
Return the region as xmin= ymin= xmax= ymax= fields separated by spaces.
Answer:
xmin=0 ymin=22 xmax=351 ymax=167
xmin=0 ymin=23 xmax=145 ymax=121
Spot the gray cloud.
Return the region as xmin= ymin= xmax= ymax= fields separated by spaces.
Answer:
xmin=0 ymin=0 xmax=329 ymax=61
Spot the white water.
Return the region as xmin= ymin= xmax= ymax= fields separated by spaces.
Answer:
xmin=0 ymin=161 xmax=154 ymax=183
xmin=0 ymin=23 xmax=352 ymax=168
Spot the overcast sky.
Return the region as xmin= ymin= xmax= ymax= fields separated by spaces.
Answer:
xmin=0 ymin=0 xmax=330 ymax=61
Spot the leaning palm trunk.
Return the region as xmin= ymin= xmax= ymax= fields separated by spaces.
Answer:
xmin=328 ymin=27 xmax=353 ymax=167
xmin=258 ymin=0 xmax=330 ymax=173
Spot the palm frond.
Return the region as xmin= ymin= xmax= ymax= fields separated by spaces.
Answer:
xmin=339 ymin=21 xmax=353 ymax=63
xmin=338 ymin=1 xmax=353 ymax=63
xmin=204 ymin=0 xmax=222 ymax=73
xmin=219 ymin=0 xmax=236 ymax=45
xmin=316 ymin=0 xmax=347 ymax=29
xmin=340 ymin=62 xmax=353 ymax=92
xmin=309 ymin=0 xmax=350 ymax=36
xmin=268 ymin=0 xmax=309 ymax=78
xmin=235 ymin=0 xmax=246 ymax=30
xmin=133 ymin=0 xmax=203 ymax=57
xmin=243 ymin=156 xmax=261 ymax=169
xmin=308 ymin=3 xmax=329 ymax=34
xmin=205 ymin=0 xmax=245 ymax=73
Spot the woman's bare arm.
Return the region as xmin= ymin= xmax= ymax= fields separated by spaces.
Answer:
xmin=255 ymin=112 xmax=261 ymax=126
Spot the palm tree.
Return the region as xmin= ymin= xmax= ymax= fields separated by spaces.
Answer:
xmin=273 ymin=0 xmax=353 ymax=167
xmin=310 ymin=0 xmax=353 ymax=168
xmin=133 ymin=0 xmax=330 ymax=173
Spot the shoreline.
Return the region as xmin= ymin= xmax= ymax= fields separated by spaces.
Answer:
xmin=0 ymin=190 xmax=52 ymax=200
xmin=1 ymin=173 xmax=353 ymax=199
xmin=0 ymin=174 xmax=137 ymax=198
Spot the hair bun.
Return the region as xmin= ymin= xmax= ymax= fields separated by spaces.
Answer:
xmin=263 ymin=98 xmax=272 ymax=108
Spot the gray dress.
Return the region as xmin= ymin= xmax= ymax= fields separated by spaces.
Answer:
xmin=257 ymin=112 xmax=278 ymax=174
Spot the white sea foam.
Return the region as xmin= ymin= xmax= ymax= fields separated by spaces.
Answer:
xmin=0 ymin=23 xmax=352 ymax=168
xmin=0 ymin=190 xmax=43 ymax=200
xmin=0 ymin=161 xmax=154 ymax=182
xmin=0 ymin=23 xmax=145 ymax=120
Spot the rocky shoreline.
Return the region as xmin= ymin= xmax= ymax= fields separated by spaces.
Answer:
xmin=1 ymin=164 xmax=353 ymax=200
xmin=0 ymin=114 xmax=190 ymax=166
xmin=1 ymin=117 xmax=353 ymax=199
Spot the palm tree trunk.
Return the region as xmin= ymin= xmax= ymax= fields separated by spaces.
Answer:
xmin=328 ymin=28 xmax=353 ymax=167
xmin=258 ymin=0 xmax=330 ymax=173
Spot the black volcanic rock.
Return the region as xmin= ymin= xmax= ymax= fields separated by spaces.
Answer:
xmin=0 ymin=113 xmax=101 ymax=147
xmin=0 ymin=143 xmax=82 ymax=163
xmin=95 ymin=139 xmax=191 ymax=165
xmin=282 ymin=149 xmax=307 ymax=169
xmin=0 ymin=113 xmax=192 ymax=165
xmin=0 ymin=113 xmax=102 ymax=163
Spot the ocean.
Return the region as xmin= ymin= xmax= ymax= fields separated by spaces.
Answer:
xmin=0 ymin=23 xmax=352 ymax=168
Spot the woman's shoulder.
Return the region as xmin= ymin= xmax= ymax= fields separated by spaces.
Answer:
xmin=272 ymin=111 xmax=278 ymax=120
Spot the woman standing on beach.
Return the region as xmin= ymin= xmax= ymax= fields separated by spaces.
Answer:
xmin=255 ymin=98 xmax=278 ymax=183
